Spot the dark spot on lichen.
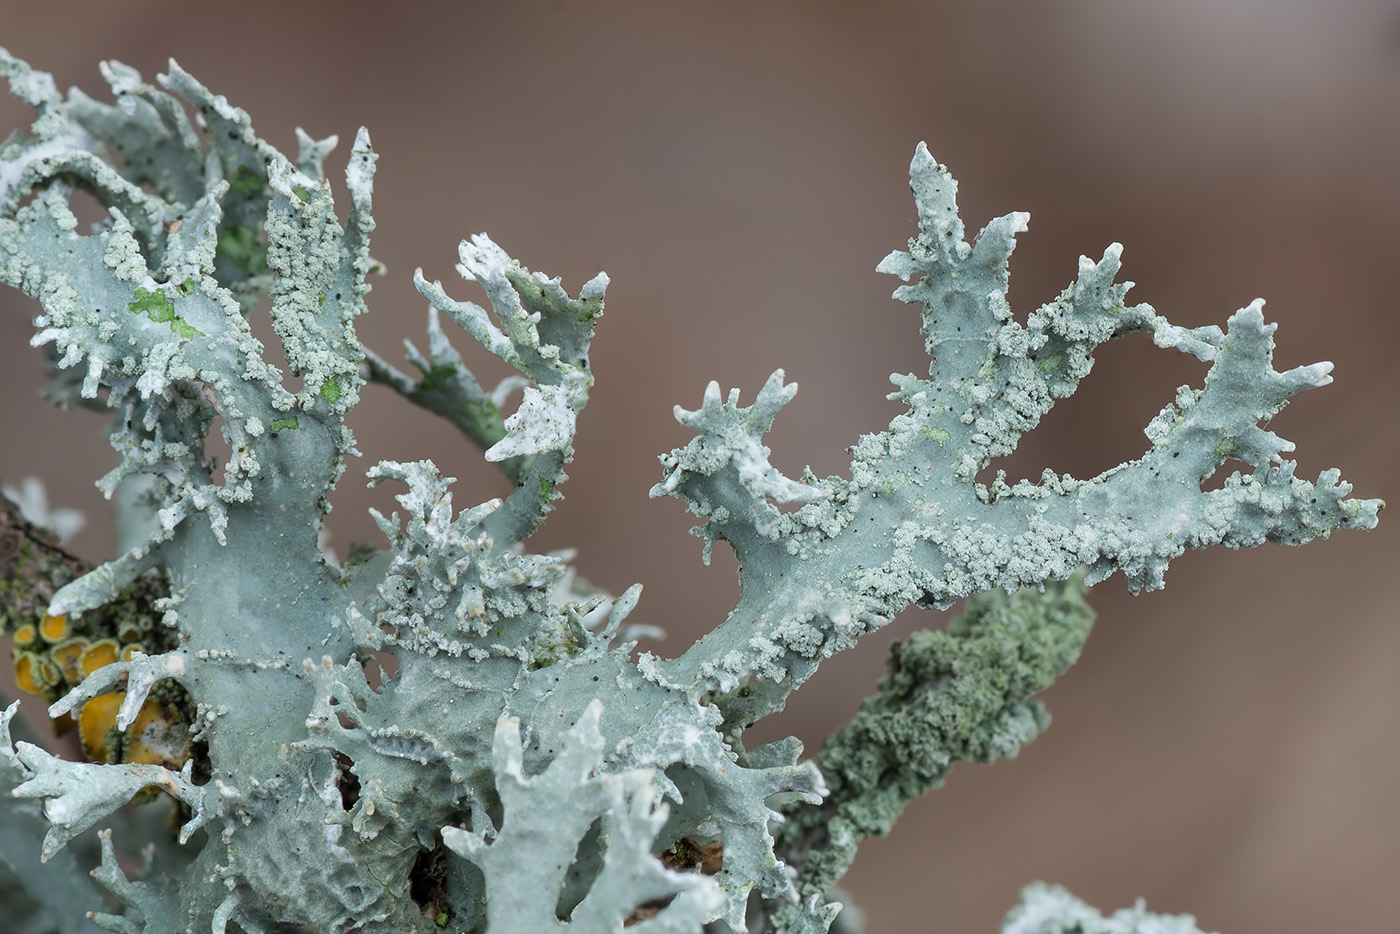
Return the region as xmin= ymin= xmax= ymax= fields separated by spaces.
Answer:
xmin=409 ymin=840 xmax=451 ymax=923
xmin=334 ymin=752 xmax=360 ymax=810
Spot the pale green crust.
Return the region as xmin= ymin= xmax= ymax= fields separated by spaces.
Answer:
xmin=775 ymin=575 xmax=1095 ymax=912
xmin=0 ymin=49 xmax=1379 ymax=934
xmin=1001 ymin=883 xmax=1214 ymax=934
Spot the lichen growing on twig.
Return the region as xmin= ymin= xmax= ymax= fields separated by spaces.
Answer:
xmin=0 ymin=49 xmax=1378 ymax=934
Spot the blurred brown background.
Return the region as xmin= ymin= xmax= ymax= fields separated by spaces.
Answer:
xmin=1 ymin=2 xmax=1396 ymax=931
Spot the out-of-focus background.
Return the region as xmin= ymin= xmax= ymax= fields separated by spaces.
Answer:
xmin=1 ymin=2 xmax=1396 ymax=931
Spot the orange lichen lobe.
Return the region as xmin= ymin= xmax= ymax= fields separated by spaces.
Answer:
xmin=38 ymin=613 xmax=68 ymax=642
xmin=13 ymin=622 xmax=37 ymax=647
xmin=13 ymin=652 xmax=45 ymax=695
xmin=126 ymin=700 xmax=190 ymax=770
xmin=51 ymin=638 xmax=87 ymax=682
xmin=78 ymin=691 xmax=125 ymax=763
xmin=75 ymin=689 xmax=192 ymax=769
xmin=80 ymin=639 xmax=119 ymax=677
xmin=120 ymin=643 xmax=145 ymax=662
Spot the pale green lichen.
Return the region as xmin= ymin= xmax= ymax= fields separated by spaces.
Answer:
xmin=1001 ymin=883 xmax=1214 ymax=934
xmin=650 ymin=144 xmax=1379 ymax=700
xmin=0 ymin=708 xmax=110 ymax=934
xmin=0 ymin=49 xmax=1380 ymax=934
xmin=774 ymin=575 xmax=1095 ymax=914
xmin=439 ymin=702 xmax=726 ymax=931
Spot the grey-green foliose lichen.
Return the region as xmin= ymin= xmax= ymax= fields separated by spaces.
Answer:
xmin=0 ymin=49 xmax=1379 ymax=934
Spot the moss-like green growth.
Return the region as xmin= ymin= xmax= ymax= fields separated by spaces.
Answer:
xmin=775 ymin=574 xmax=1095 ymax=906
xmin=269 ymin=416 xmax=299 ymax=432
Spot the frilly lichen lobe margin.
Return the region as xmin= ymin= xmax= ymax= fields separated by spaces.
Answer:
xmin=654 ymin=144 xmax=1379 ymax=697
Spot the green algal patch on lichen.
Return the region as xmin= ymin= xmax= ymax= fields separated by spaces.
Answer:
xmin=417 ymin=363 xmax=457 ymax=393
xmin=1037 ymin=353 xmax=1062 ymax=372
xmin=341 ymin=542 xmax=378 ymax=569
xmin=319 ymin=377 xmax=341 ymax=403
xmin=463 ymin=397 xmax=506 ymax=446
xmin=228 ymin=166 xmax=265 ymax=195
xmin=216 ymin=224 xmax=266 ymax=274
xmin=1214 ymin=436 xmax=1238 ymax=458
xmin=127 ymin=287 xmax=202 ymax=339
xmin=269 ymin=416 xmax=299 ymax=432
xmin=923 ymin=426 xmax=951 ymax=445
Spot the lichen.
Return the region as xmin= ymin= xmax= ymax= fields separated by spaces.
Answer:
xmin=0 ymin=49 xmax=1379 ymax=934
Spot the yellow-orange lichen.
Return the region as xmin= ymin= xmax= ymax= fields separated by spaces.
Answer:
xmin=13 ymin=652 xmax=45 ymax=695
xmin=38 ymin=613 xmax=68 ymax=642
xmin=51 ymin=638 xmax=87 ymax=682
xmin=12 ymin=622 xmax=37 ymax=647
xmin=126 ymin=700 xmax=190 ymax=770
xmin=80 ymin=639 xmax=119 ymax=677
xmin=120 ymin=643 xmax=145 ymax=662
xmin=78 ymin=692 xmax=125 ymax=763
